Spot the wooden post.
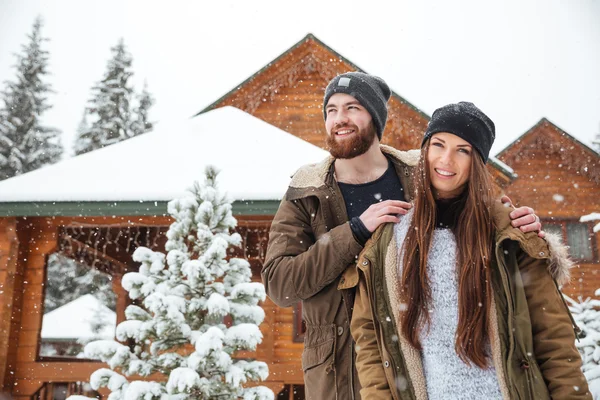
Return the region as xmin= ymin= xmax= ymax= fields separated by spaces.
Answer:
xmin=0 ymin=217 xmax=21 ymax=391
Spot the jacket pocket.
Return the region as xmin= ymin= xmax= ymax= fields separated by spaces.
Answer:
xmin=302 ymin=324 xmax=336 ymax=372
xmin=302 ymin=337 xmax=335 ymax=371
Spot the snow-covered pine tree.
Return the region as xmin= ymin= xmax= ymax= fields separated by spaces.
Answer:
xmin=74 ymin=39 xmax=148 ymax=156
xmin=130 ymin=81 xmax=154 ymax=137
xmin=68 ymin=166 xmax=273 ymax=400
xmin=565 ymin=293 xmax=600 ymax=398
xmin=0 ymin=17 xmax=62 ymax=180
xmin=73 ymin=111 xmax=90 ymax=156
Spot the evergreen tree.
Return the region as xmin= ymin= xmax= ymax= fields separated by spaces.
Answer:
xmin=70 ymin=167 xmax=273 ymax=400
xmin=565 ymin=293 xmax=600 ymax=397
xmin=73 ymin=111 xmax=90 ymax=156
xmin=74 ymin=39 xmax=154 ymax=156
xmin=0 ymin=17 xmax=62 ymax=180
xmin=130 ymin=81 xmax=154 ymax=137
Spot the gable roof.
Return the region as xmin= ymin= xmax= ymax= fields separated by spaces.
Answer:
xmin=196 ymin=33 xmax=429 ymax=120
xmin=497 ymin=118 xmax=600 ymax=184
xmin=192 ymin=33 xmax=431 ymax=153
xmin=0 ymin=107 xmax=328 ymax=216
xmin=192 ymin=33 xmax=514 ymax=185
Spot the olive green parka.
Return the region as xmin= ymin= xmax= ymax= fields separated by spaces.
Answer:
xmin=343 ymin=201 xmax=591 ymax=399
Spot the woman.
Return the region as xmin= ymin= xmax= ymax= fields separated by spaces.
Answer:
xmin=346 ymin=102 xmax=590 ymax=399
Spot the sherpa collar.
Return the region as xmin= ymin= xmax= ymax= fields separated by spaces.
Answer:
xmin=288 ymin=145 xmax=420 ymax=190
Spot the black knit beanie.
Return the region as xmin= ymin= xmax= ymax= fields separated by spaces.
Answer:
xmin=323 ymin=72 xmax=391 ymax=140
xmin=421 ymin=102 xmax=495 ymax=162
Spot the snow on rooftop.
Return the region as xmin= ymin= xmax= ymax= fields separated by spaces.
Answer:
xmin=489 ymin=156 xmax=515 ymax=176
xmin=0 ymin=106 xmax=329 ymax=202
xmin=41 ymin=294 xmax=116 ymax=340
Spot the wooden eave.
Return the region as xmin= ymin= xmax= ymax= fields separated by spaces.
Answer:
xmin=0 ymin=200 xmax=280 ymax=217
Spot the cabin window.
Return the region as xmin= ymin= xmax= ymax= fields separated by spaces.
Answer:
xmin=38 ymin=224 xmax=169 ymax=361
xmin=542 ymin=219 xmax=597 ymax=262
xmin=277 ymin=384 xmax=305 ymax=399
xmin=38 ymin=253 xmax=117 ymax=360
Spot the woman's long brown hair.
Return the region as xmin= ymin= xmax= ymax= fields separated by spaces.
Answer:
xmin=400 ymin=140 xmax=497 ymax=368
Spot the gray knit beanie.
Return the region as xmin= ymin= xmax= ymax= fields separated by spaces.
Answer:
xmin=323 ymin=72 xmax=391 ymax=140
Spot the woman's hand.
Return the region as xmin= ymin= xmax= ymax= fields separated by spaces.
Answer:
xmin=501 ymin=195 xmax=544 ymax=238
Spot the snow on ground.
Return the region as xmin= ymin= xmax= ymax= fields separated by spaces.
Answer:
xmin=0 ymin=106 xmax=329 ymax=202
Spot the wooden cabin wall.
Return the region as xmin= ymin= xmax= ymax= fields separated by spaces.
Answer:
xmin=0 ymin=215 xmax=305 ymax=398
xmin=499 ymin=126 xmax=600 ymax=299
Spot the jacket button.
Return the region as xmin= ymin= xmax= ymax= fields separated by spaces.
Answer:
xmin=384 ymin=361 xmax=390 ymax=368
xmin=520 ymin=360 xmax=530 ymax=370
xmin=340 ymin=278 xmax=345 ymax=284
xmin=539 ymin=251 xmax=545 ymax=256
xmin=362 ymin=260 xmax=368 ymax=266
xmin=337 ymin=326 xmax=344 ymax=336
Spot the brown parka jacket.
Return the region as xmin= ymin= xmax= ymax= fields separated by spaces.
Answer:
xmin=344 ymin=200 xmax=591 ymax=400
xmin=261 ymin=145 xmax=420 ymax=400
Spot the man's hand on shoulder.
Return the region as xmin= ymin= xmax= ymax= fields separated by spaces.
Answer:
xmin=359 ymin=200 xmax=412 ymax=233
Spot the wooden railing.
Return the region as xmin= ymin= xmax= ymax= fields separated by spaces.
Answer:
xmin=30 ymin=382 xmax=101 ymax=400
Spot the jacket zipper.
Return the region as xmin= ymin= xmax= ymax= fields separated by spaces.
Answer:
xmin=329 ymin=182 xmax=355 ymax=400
xmin=495 ymin=243 xmax=522 ymax=399
xmin=363 ymin=254 xmax=404 ymax=400
xmin=554 ymin=280 xmax=582 ymax=340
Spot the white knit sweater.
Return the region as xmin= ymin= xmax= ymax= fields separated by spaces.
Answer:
xmin=395 ymin=212 xmax=502 ymax=399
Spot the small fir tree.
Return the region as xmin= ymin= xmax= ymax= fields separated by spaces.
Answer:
xmin=69 ymin=166 xmax=273 ymax=400
xmin=73 ymin=111 xmax=90 ymax=156
xmin=565 ymin=293 xmax=600 ymax=398
xmin=74 ymin=39 xmax=154 ymax=155
xmin=0 ymin=17 xmax=62 ymax=180
xmin=130 ymin=81 xmax=154 ymax=137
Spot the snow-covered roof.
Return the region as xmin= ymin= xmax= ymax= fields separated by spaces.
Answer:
xmin=488 ymin=156 xmax=516 ymax=177
xmin=40 ymin=294 xmax=116 ymax=340
xmin=0 ymin=106 xmax=329 ymax=202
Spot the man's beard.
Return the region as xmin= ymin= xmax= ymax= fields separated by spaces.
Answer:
xmin=326 ymin=122 xmax=377 ymax=159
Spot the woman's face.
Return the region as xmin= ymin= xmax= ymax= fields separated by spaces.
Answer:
xmin=427 ymin=132 xmax=473 ymax=199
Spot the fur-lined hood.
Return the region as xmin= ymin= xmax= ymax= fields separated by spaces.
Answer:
xmin=492 ymin=200 xmax=573 ymax=286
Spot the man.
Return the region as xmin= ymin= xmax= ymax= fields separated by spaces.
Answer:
xmin=261 ymin=72 xmax=541 ymax=400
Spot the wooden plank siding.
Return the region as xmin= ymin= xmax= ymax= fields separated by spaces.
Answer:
xmin=498 ymin=119 xmax=600 ymax=298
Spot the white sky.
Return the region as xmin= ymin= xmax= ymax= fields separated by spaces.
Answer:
xmin=1 ymin=0 xmax=599 ymax=158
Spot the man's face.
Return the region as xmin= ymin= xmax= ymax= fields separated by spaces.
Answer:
xmin=324 ymin=93 xmax=377 ymax=159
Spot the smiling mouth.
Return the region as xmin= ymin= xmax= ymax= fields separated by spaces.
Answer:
xmin=435 ymin=168 xmax=456 ymax=177
xmin=335 ymin=128 xmax=355 ymax=136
